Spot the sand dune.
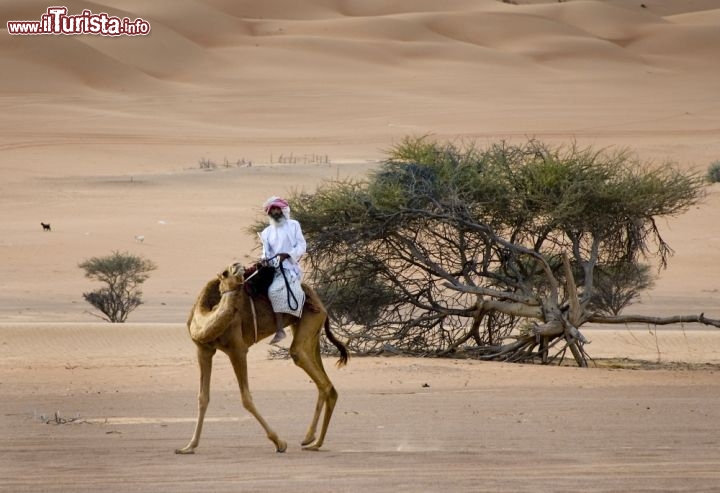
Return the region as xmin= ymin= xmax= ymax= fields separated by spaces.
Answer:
xmin=627 ymin=22 xmax=720 ymax=61
xmin=3 ymin=0 xmax=718 ymax=94
xmin=668 ymin=8 xmax=720 ymax=25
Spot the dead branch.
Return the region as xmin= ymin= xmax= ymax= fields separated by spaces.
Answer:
xmin=561 ymin=253 xmax=582 ymax=327
xmin=479 ymin=299 xmax=544 ymax=319
xmin=443 ymin=282 xmax=541 ymax=305
xmin=588 ymin=313 xmax=720 ymax=329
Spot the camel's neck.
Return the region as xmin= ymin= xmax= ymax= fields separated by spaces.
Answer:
xmin=220 ymin=288 xmax=241 ymax=297
xmin=188 ymin=281 xmax=242 ymax=344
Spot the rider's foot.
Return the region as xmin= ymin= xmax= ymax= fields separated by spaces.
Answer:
xmin=270 ymin=330 xmax=286 ymax=345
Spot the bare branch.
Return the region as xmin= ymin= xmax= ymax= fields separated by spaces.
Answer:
xmin=589 ymin=313 xmax=720 ymax=329
xmin=561 ymin=253 xmax=582 ymax=326
xmin=443 ymin=282 xmax=541 ymax=306
xmin=479 ymin=299 xmax=544 ymax=319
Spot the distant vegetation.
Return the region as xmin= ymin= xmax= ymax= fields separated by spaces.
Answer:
xmin=270 ymin=153 xmax=330 ymax=165
xmin=79 ymin=251 xmax=157 ymax=323
xmin=197 ymin=153 xmax=331 ymax=169
xmin=708 ymin=160 xmax=720 ymax=183
xmin=198 ymin=157 xmax=252 ymax=169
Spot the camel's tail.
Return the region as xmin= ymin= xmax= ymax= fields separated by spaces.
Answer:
xmin=324 ymin=317 xmax=349 ymax=367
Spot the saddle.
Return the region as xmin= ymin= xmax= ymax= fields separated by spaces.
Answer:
xmin=242 ymin=263 xmax=275 ymax=298
xmin=242 ymin=263 xmax=321 ymax=313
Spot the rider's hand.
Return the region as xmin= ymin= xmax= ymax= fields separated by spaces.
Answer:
xmin=278 ymin=253 xmax=290 ymax=261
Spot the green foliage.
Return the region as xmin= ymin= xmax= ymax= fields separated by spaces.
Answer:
xmin=288 ymin=137 xmax=706 ymax=356
xmin=79 ymin=251 xmax=157 ymax=323
xmin=315 ymin=262 xmax=396 ymax=326
xmin=708 ymin=160 xmax=720 ymax=183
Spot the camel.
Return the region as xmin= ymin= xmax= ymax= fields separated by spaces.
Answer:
xmin=175 ymin=262 xmax=348 ymax=454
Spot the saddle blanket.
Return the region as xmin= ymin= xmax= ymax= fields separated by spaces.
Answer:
xmin=267 ymin=268 xmax=305 ymax=318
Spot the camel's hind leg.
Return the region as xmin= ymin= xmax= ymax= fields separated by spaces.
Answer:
xmin=224 ymin=342 xmax=287 ymax=453
xmin=301 ymin=387 xmax=325 ymax=447
xmin=290 ymin=318 xmax=339 ymax=451
xmin=176 ymin=345 xmax=215 ymax=454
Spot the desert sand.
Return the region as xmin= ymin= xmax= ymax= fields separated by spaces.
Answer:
xmin=1 ymin=0 xmax=720 ymax=491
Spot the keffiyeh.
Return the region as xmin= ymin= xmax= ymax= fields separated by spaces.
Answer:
xmin=263 ymin=196 xmax=290 ymax=215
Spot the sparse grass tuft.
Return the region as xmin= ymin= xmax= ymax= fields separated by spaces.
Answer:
xmin=40 ymin=410 xmax=86 ymax=425
xmin=707 ymin=160 xmax=720 ymax=183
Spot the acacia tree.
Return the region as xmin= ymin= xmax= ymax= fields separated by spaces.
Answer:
xmin=291 ymin=138 xmax=718 ymax=366
xmin=79 ymin=251 xmax=157 ymax=323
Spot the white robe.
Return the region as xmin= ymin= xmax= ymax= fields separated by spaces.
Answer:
xmin=261 ymin=218 xmax=306 ymax=316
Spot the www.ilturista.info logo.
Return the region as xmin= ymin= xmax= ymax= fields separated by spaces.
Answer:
xmin=7 ymin=7 xmax=151 ymax=36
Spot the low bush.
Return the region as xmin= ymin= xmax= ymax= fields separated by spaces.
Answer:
xmin=707 ymin=160 xmax=720 ymax=183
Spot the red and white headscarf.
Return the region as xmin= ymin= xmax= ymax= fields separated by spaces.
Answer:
xmin=263 ymin=196 xmax=290 ymax=218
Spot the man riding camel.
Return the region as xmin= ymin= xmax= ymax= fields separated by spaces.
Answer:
xmin=260 ymin=196 xmax=307 ymax=345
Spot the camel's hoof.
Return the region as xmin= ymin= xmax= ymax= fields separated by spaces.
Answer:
xmin=275 ymin=440 xmax=287 ymax=453
xmin=175 ymin=448 xmax=195 ymax=455
xmin=302 ymin=443 xmax=321 ymax=452
xmin=301 ymin=436 xmax=316 ymax=447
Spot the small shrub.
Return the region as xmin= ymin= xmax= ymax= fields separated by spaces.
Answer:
xmin=79 ymin=251 xmax=157 ymax=322
xmin=707 ymin=160 xmax=720 ymax=183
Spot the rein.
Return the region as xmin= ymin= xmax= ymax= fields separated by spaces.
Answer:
xmin=278 ymin=262 xmax=300 ymax=311
xmin=257 ymin=253 xmax=300 ymax=311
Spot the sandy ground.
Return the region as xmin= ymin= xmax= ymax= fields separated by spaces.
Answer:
xmin=2 ymin=0 xmax=720 ymax=491
xmin=1 ymin=324 xmax=720 ymax=492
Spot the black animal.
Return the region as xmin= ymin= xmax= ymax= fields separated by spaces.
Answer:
xmin=41 ymin=222 xmax=51 ymax=232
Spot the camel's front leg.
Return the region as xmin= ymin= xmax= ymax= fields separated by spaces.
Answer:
xmin=175 ymin=345 xmax=215 ymax=454
xmin=225 ymin=345 xmax=287 ymax=453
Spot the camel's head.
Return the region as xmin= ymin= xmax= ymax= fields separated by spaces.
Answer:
xmin=217 ymin=262 xmax=244 ymax=293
